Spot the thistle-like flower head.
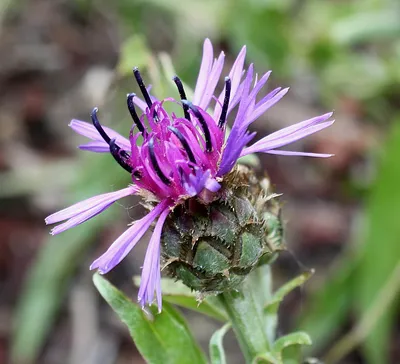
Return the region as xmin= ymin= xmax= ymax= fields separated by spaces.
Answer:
xmin=45 ymin=39 xmax=334 ymax=311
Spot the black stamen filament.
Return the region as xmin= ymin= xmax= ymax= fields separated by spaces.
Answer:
xmin=182 ymin=101 xmax=212 ymax=152
xmin=218 ymin=77 xmax=231 ymax=128
xmin=172 ymin=76 xmax=190 ymax=121
xmin=148 ymin=138 xmax=171 ymax=185
xmin=168 ymin=126 xmax=196 ymax=164
xmin=109 ymin=139 xmax=133 ymax=173
xmin=133 ymin=68 xmax=153 ymax=110
xmin=91 ymin=107 xmax=111 ymax=144
xmin=91 ymin=107 xmax=133 ymax=174
xmin=127 ymin=93 xmax=146 ymax=134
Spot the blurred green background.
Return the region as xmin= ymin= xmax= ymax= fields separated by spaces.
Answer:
xmin=1 ymin=0 xmax=399 ymax=363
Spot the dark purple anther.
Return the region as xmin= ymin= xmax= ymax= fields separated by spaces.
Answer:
xmin=127 ymin=93 xmax=146 ymax=134
xmin=133 ymin=68 xmax=153 ymax=110
xmin=91 ymin=108 xmax=133 ymax=174
xmin=168 ymin=126 xmax=196 ymax=164
xmin=148 ymin=138 xmax=171 ymax=185
xmin=172 ymin=76 xmax=191 ymax=121
xmin=218 ymin=77 xmax=231 ymax=128
xmin=109 ymin=139 xmax=133 ymax=173
xmin=182 ymin=100 xmax=212 ymax=152
xmin=91 ymin=107 xmax=111 ymax=144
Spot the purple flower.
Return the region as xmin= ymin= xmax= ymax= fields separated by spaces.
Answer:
xmin=46 ymin=39 xmax=334 ymax=311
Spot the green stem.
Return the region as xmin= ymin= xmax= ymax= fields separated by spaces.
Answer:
xmin=217 ymin=265 xmax=273 ymax=363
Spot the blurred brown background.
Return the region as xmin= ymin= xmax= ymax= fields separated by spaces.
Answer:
xmin=1 ymin=0 xmax=399 ymax=363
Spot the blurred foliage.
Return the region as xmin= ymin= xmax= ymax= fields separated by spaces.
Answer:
xmin=354 ymin=118 xmax=400 ymax=362
xmin=300 ymin=119 xmax=400 ymax=363
xmin=100 ymin=264 xmax=313 ymax=363
xmin=9 ymin=0 xmax=400 ymax=362
xmin=94 ymin=274 xmax=208 ymax=364
xmin=11 ymin=152 xmax=132 ymax=363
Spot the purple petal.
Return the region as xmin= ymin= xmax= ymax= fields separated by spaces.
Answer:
xmin=205 ymin=178 xmax=221 ymax=192
xmin=49 ymin=202 xmax=114 ymax=235
xmin=193 ymin=39 xmax=214 ymax=105
xmin=45 ymin=186 xmax=137 ymax=235
xmin=261 ymin=150 xmax=334 ymax=157
xmin=132 ymin=96 xmax=148 ymax=112
xmin=69 ymin=120 xmax=131 ymax=151
xmin=213 ymin=45 xmax=246 ymax=119
xmin=233 ymin=64 xmax=254 ymax=130
xmin=90 ymin=199 xmax=171 ymax=274
xmin=131 ymin=85 xmax=156 ymax=112
xmin=244 ymin=87 xmax=289 ymax=127
xmin=218 ymin=131 xmax=256 ymax=177
xmin=219 ymin=65 xmax=254 ymax=165
xmin=257 ymin=112 xmax=333 ymax=143
xmin=79 ymin=141 xmax=110 ymax=153
xmin=198 ymin=51 xmax=225 ymax=110
xmin=138 ymin=205 xmax=171 ymax=311
xmin=244 ymin=120 xmax=334 ymax=155
xmin=183 ymin=169 xmax=211 ymax=196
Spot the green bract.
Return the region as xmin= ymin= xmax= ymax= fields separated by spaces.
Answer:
xmin=161 ymin=165 xmax=284 ymax=294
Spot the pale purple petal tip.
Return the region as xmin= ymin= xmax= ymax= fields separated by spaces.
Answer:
xmin=69 ymin=120 xmax=131 ymax=151
xmin=78 ymin=141 xmax=110 ymax=153
xmin=193 ymin=38 xmax=214 ymax=105
xmin=205 ymin=178 xmax=221 ymax=192
xmin=265 ymin=150 xmax=334 ymax=158
xmin=244 ymin=119 xmax=335 ymax=155
xmin=138 ymin=206 xmax=170 ymax=310
xmin=90 ymin=200 xmax=170 ymax=274
xmin=45 ymin=186 xmax=137 ymax=235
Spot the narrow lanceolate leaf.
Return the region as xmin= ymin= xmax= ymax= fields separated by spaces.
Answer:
xmin=273 ymin=332 xmax=312 ymax=353
xmin=264 ymin=271 xmax=314 ymax=345
xmin=162 ymin=295 xmax=227 ymax=322
xmin=265 ymin=270 xmax=314 ymax=315
xmin=272 ymin=331 xmax=312 ymax=363
xmin=94 ymin=274 xmax=207 ymax=364
xmin=252 ymin=352 xmax=280 ymax=364
xmin=209 ymin=324 xmax=231 ymax=364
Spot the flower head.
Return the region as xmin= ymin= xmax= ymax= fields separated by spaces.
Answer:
xmin=46 ymin=39 xmax=333 ymax=311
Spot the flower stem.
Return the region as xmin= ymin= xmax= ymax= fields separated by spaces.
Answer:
xmin=217 ymin=265 xmax=273 ymax=363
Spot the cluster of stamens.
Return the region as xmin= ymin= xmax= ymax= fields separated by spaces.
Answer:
xmin=91 ymin=68 xmax=232 ymax=194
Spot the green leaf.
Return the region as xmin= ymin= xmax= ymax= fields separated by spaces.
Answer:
xmin=209 ymin=324 xmax=230 ymax=364
xmin=94 ymin=274 xmax=207 ymax=364
xmin=273 ymin=332 xmax=312 ymax=364
xmin=273 ymin=332 xmax=312 ymax=355
xmin=134 ymin=276 xmax=228 ymax=321
xmin=265 ymin=271 xmax=313 ymax=344
xmin=163 ymin=295 xmax=227 ymax=322
xmin=252 ymin=352 xmax=280 ymax=364
xmin=265 ymin=270 xmax=314 ymax=315
xmin=355 ymin=119 xmax=400 ymax=363
xmin=280 ymin=345 xmax=303 ymax=364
